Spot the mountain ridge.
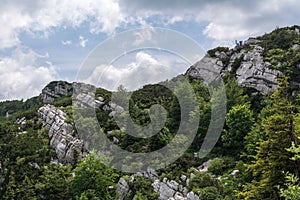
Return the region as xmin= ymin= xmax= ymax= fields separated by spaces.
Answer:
xmin=1 ymin=25 xmax=300 ymax=199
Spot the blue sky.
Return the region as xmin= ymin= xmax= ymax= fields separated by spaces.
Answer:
xmin=0 ymin=0 xmax=300 ymax=100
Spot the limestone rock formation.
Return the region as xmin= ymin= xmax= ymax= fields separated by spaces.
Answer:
xmin=40 ymin=81 xmax=73 ymax=103
xmin=117 ymin=167 xmax=200 ymax=200
xmin=117 ymin=177 xmax=130 ymax=200
xmin=38 ymin=104 xmax=83 ymax=164
xmin=234 ymin=45 xmax=280 ymax=94
xmin=186 ymin=43 xmax=281 ymax=95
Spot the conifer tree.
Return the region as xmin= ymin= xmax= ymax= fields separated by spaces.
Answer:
xmin=240 ymin=75 xmax=300 ymax=199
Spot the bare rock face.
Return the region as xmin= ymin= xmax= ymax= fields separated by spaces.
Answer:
xmin=186 ymin=56 xmax=223 ymax=85
xmin=40 ymin=81 xmax=73 ymax=103
xmin=186 ymin=44 xmax=281 ymax=95
xmin=117 ymin=178 xmax=130 ymax=200
xmin=38 ymin=104 xmax=83 ymax=164
xmin=117 ymin=167 xmax=200 ymax=200
xmin=234 ymin=46 xmax=280 ymax=94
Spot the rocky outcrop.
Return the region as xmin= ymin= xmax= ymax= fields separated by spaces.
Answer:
xmin=103 ymin=102 xmax=124 ymax=117
xmin=117 ymin=167 xmax=200 ymax=200
xmin=73 ymin=92 xmax=104 ymax=108
xmin=117 ymin=178 xmax=130 ymax=200
xmin=40 ymin=81 xmax=73 ymax=103
xmin=153 ymin=178 xmax=188 ymax=200
xmin=38 ymin=104 xmax=83 ymax=164
xmin=234 ymin=45 xmax=280 ymax=94
xmin=186 ymin=43 xmax=281 ymax=95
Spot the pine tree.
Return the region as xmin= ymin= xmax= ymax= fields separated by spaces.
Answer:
xmin=240 ymin=75 xmax=300 ymax=199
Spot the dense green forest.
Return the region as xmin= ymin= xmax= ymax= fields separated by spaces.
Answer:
xmin=1 ymin=26 xmax=300 ymax=199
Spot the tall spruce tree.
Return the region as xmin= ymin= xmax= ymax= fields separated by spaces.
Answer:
xmin=240 ymin=75 xmax=300 ymax=199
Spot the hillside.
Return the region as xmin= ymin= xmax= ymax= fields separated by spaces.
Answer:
xmin=1 ymin=26 xmax=300 ymax=199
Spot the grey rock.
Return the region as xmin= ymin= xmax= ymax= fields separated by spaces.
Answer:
xmin=292 ymin=44 xmax=299 ymax=50
xmin=117 ymin=178 xmax=129 ymax=200
xmin=244 ymin=38 xmax=260 ymax=46
xmin=113 ymin=137 xmax=120 ymax=144
xmin=38 ymin=104 xmax=83 ymax=164
xmin=187 ymin=44 xmax=281 ymax=95
xmin=72 ymin=82 xmax=105 ymax=108
xmin=40 ymin=81 xmax=73 ymax=103
xmin=152 ymin=177 xmax=192 ymax=200
xmin=174 ymin=192 xmax=186 ymax=200
xmin=197 ymin=159 xmax=211 ymax=172
xmin=235 ymin=46 xmax=280 ymax=94
xmin=159 ymin=181 xmax=176 ymax=199
xmin=102 ymin=101 xmax=124 ymax=117
xmin=186 ymin=56 xmax=223 ymax=85
xmin=180 ymin=174 xmax=187 ymax=182
xmin=187 ymin=192 xmax=199 ymax=200
xmin=136 ymin=167 xmax=159 ymax=182
xmin=73 ymin=92 xmax=103 ymax=108
xmin=231 ymin=169 xmax=239 ymax=176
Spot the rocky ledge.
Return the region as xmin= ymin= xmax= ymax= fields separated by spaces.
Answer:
xmin=117 ymin=167 xmax=200 ymax=200
xmin=187 ymin=44 xmax=281 ymax=95
xmin=40 ymin=81 xmax=73 ymax=103
xmin=38 ymin=104 xmax=84 ymax=164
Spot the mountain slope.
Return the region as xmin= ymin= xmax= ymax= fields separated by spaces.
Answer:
xmin=0 ymin=25 xmax=300 ymax=199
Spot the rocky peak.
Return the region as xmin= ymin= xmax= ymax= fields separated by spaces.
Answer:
xmin=40 ymin=81 xmax=73 ymax=103
xmin=187 ymin=42 xmax=281 ymax=95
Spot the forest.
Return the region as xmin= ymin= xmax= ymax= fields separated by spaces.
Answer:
xmin=0 ymin=26 xmax=300 ymax=199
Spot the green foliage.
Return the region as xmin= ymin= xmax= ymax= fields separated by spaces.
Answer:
xmin=197 ymin=186 xmax=222 ymax=200
xmin=279 ymin=173 xmax=300 ymax=200
xmin=2 ymin=25 xmax=300 ymax=200
xmin=207 ymin=157 xmax=224 ymax=175
xmin=52 ymin=96 xmax=72 ymax=107
xmin=35 ymin=164 xmax=72 ymax=199
xmin=188 ymin=171 xmax=222 ymax=198
xmin=207 ymin=46 xmax=229 ymax=57
xmin=222 ymin=104 xmax=254 ymax=154
xmin=240 ymin=75 xmax=299 ymax=199
xmin=0 ymin=96 xmax=42 ymax=119
xmin=207 ymin=157 xmax=236 ymax=176
xmin=125 ymin=176 xmax=159 ymax=200
xmin=258 ymin=25 xmax=300 ymax=51
xmin=71 ymin=155 xmax=120 ymax=199
xmin=223 ymin=76 xmax=248 ymax=111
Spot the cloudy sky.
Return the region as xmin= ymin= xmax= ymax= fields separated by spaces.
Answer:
xmin=0 ymin=0 xmax=300 ymax=100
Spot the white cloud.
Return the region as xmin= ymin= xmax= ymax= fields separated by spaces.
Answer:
xmin=0 ymin=47 xmax=58 ymax=100
xmin=119 ymin=0 xmax=300 ymax=45
xmin=62 ymin=40 xmax=72 ymax=46
xmin=0 ymin=0 xmax=124 ymax=49
xmin=79 ymin=36 xmax=88 ymax=48
xmin=133 ymin=28 xmax=154 ymax=46
xmin=1 ymin=0 xmax=300 ymax=50
xmin=85 ymin=51 xmax=183 ymax=91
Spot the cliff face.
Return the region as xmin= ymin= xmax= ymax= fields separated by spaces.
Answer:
xmin=38 ymin=104 xmax=83 ymax=164
xmin=187 ymin=41 xmax=281 ymax=95
xmin=117 ymin=167 xmax=201 ymax=200
xmin=188 ymin=26 xmax=300 ymax=95
xmin=40 ymin=81 xmax=73 ymax=103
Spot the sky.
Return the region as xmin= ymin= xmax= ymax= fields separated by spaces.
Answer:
xmin=0 ymin=0 xmax=300 ymax=101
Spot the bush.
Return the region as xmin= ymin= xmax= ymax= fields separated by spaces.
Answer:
xmin=208 ymin=157 xmax=225 ymax=175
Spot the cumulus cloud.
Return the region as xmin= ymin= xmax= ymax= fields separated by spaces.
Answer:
xmin=1 ymin=0 xmax=299 ymax=49
xmin=120 ymin=0 xmax=300 ymax=44
xmin=0 ymin=0 xmax=124 ymax=49
xmin=85 ymin=52 xmax=184 ymax=91
xmin=0 ymin=47 xmax=58 ymax=100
